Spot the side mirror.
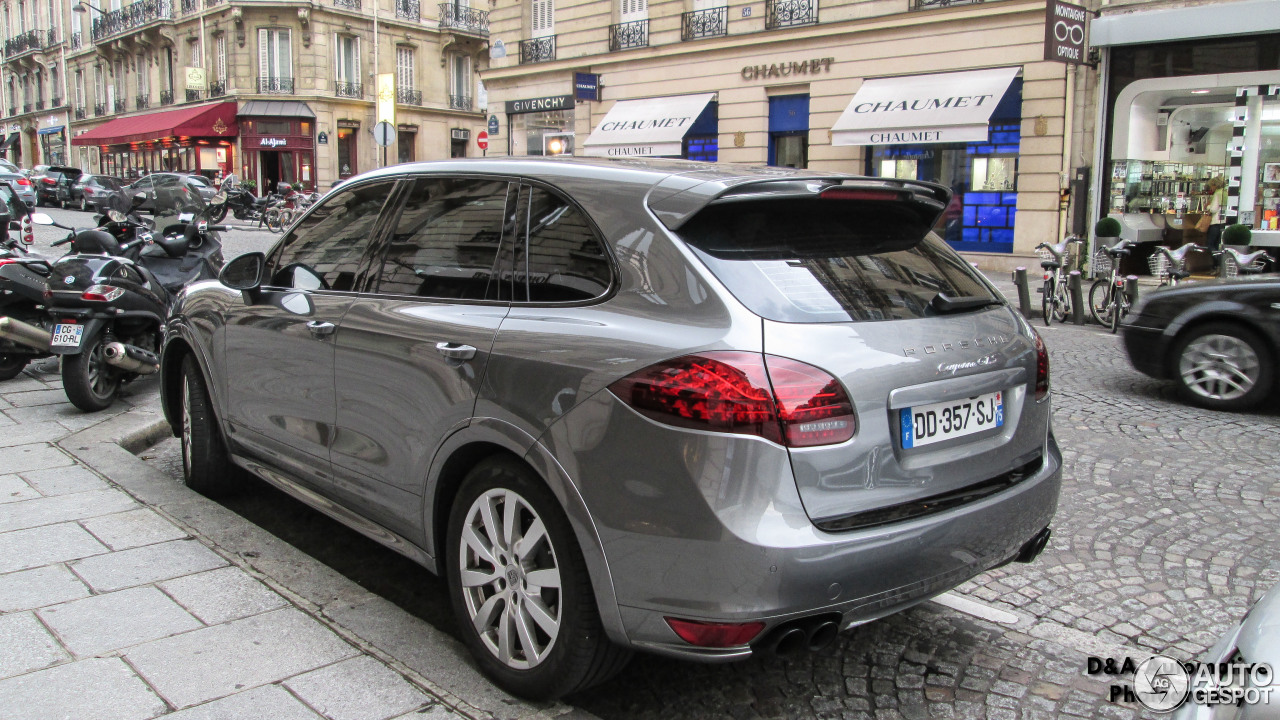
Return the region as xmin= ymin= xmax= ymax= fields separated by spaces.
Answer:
xmin=7 ymin=220 xmax=18 ymax=230
xmin=131 ymin=192 xmax=147 ymax=207
xmin=28 ymin=212 xmax=54 ymax=226
xmin=220 ymin=251 xmax=265 ymax=292
xmin=211 ymin=191 xmax=227 ymax=205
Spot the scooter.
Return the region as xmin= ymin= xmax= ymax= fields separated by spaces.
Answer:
xmin=27 ymin=189 xmax=229 ymax=411
xmin=0 ymin=207 xmax=54 ymax=380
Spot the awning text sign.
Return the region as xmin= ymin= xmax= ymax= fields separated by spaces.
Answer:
xmin=830 ymin=67 xmax=1020 ymax=146
xmin=583 ymin=93 xmax=715 ymax=157
xmin=1045 ymin=0 xmax=1089 ymax=65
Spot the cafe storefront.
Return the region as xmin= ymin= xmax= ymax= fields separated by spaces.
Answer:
xmin=238 ymin=101 xmax=318 ymax=194
xmin=71 ymin=102 xmax=238 ymax=181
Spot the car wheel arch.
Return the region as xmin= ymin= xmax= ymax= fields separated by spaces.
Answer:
xmin=1164 ymin=314 xmax=1278 ymax=379
xmin=160 ymin=335 xmax=227 ymax=442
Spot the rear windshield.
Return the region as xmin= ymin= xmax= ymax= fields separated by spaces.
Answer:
xmin=677 ymin=197 xmax=999 ymax=323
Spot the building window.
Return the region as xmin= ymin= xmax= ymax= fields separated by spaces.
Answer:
xmin=768 ymin=95 xmax=809 ymax=169
xmin=258 ymin=28 xmax=293 ymax=93
xmin=216 ymin=35 xmax=226 ymax=83
xmin=396 ymin=46 xmax=414 ymax=91
xmin=137 ymin=53 xmax=149 ymax=98
xmin=449 ymin=54 xmax=470 ymax=110
xmin=334 ymin=35 xmax=361 ymax=98
xmin=531 ymin=0 xmax=553 ymax=36
xmin=398 ymin=128 xmax=416 ymax=163
xmin=74 ymin=69 xmax=84 ymax=108
xmin=337 ymin=126 xmax=357 ymax=178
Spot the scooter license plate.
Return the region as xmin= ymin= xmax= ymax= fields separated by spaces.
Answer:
xmin=51 ymin=323 xmax=84 ymax=348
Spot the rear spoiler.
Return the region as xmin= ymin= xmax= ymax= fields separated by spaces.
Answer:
xmin=647 ymin=173 xmax=951 ymax=231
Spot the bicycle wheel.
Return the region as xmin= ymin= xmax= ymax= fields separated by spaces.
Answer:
xmin=264 ymin=208 xmax=283 ymax=233
xmin=1042 ymin=279 xmax=1053 ymax=326
xmin=1109 ymin=293 xmax=1129 ymax=334
xmin=1088 ymin=280 xmax=1110 ymax=326
xmin=1053 ymin=280 xmax=1071 ymax=323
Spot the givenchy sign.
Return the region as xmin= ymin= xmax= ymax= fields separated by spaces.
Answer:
xmin=741 ymin=58 xmax=833 ymax=81
xmin=506 ymin=95 xmax=574 ymax=114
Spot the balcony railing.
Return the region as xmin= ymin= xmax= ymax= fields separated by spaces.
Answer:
xmin=205 ymin=0 xmax=223 ymax=7
xmin=45 ymin=27 xmax=58 ymax=47
xmin=50 ymin=96 xmax=61 ymax=108
xmin=93 ymin=103 xmax=105 ymax=116
xmin=185 ymin=89 xmax=202 ymax=102
xmin=910 ymin=0 xmax=985 ymax=8
xmin=4 ymin=29 xmax=47 ymax=58
xmin=765 ymin=0 xmax=817 ymax=29
xmin=397 ymin=88 xmax=422 ymax=105
xmin=609 ymin=19 xmax=648 ymax=51
xmin=396 ymin=0 xmax=420 ymax=20
xmin=519 ymin=36 xmax=555 ymax=64
xmin=114 ymin=99 xmax=126 ymax=113
xmin=160 ymin=89 xmax=174 ymax=105
xmin=333 ymin=0 xmax=361 ymax=9
xmin=334 ymin=81 xmax=363 ymax=98
xmin=682 ymin=6 xmax=727 ymax=40
xmin=448 ymin=94 xmax=472 ymax=111
xmin=259 ymin=76 xmax=295 ymax=94
xmin=70 ymin=30 xmax=82 ymax=49
xmin=75 ymin=107 xmax=86 ymax=119
xmin=136 ymin=95 xmax=150 ymax=109
xmin=209 ymin=80 xmax=225 ymax=97
xmin=22 ymin=103 xmax=31 ymax=114
xmin=92 ymin=0 xmax=173 ymax=42
xmin=180 ymin=0 xmax=198 ymax=13
xmin=34 ymin=99 xmax=44 ymax=111
xmin=438 ymin=3 xmax=489 ymax=35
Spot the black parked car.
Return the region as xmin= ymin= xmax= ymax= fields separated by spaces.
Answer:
xmin=32 ymin=166 xmax=85 ymax=207
xmin=1121 ymin=276 xmax=1280 ymax=410
xmin=69 ymin=174 xmax=127 ymax=212
xmin=125 ymin=173 xmax=217 ymax=212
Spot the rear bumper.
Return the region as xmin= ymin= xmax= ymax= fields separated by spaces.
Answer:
xmin=1121 ymin=324 xmax=1169 ymax=378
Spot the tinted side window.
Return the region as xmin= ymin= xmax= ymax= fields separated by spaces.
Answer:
xmin=518 ymin=187 xmax=610 ymax=303
xmin=153 ymin=175 xmax=180 ymax=188
xmin=266 ymin=180 xmax=396 ymax=291
xmin=372 ymin=177 xmax=510 ymax=301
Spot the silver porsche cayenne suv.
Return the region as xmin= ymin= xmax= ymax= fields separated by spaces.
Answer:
xmin=160 ymin=158 xmax=1061 ymax=699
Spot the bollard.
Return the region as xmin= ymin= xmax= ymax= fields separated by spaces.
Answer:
xmin=1125 ymin=276 xmax=1140 ymax=306
xmin=1013 ymin=267 xmax=1032 ymax=319
xmin=1068 ymin=271 xmax=1084 ymax=325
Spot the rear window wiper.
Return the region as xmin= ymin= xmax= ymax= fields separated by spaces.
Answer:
xmin=930 ymin=293 xmax=1000 ymax=314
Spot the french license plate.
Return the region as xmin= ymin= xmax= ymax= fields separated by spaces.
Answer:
xmin=900 ymin=391 xmax=1003 ymax=449
xmin=51 ymin=323 xmax=83 ymax=348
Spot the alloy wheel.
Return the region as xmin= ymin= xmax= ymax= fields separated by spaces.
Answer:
xmin=1178 ymin=334 xmax=1260 ymax=401
xmin=181 ymin=376 xmax=193 ymax=473
xmin=459 ymin=488 xmax=562 ymax=670
xmin=87 ymin=341 xmax=114 ymax=399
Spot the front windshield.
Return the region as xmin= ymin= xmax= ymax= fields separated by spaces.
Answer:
xmin=154 ymin=186 xmax=206 ymax=233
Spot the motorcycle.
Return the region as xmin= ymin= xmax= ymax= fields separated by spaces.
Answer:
xmin=27 ymin=188 xmax=228 ymax=411
xmin=211 ymin=176 xmax=277 ymax=226
xmin=0 ymin=191 xmax=56 ymax=380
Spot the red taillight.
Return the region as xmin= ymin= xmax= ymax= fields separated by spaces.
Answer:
xmin=41 ymin=177 xmax=56 ymax=185
xmin=608 ymin=351 xmax=856 ymax=447
xmin=1033 ymin=330 xmax=1050 ymax=401
xmin=16 ymin=177 xmax=30 ymax=186
xmin=819 ymin=187 xmax=903 ymax=202
xmin=0 ymin=258 xmax=16 ymax=267
xmin=665 ymin=618 xmax=765 ymax=648
xmin=81 ymin=284 xmax=124 ymax=302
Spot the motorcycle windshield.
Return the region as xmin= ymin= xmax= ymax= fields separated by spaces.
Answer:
xmin=153 ymin=186 xmax=207 ymax=234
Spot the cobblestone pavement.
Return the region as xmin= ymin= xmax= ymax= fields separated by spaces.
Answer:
xmin=130 ymin=291 xmax=1280 ymax=719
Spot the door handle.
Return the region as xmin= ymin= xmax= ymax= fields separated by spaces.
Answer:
xmin=306 ymin=320 xmax=336 ymax=338
xmin=436 ymin=342 xmax=476 ymax=360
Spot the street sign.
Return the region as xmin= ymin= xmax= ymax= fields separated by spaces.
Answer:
xmin=373 ymin=121 xmax=395 ymax=147
xmin=1045 ymin=0 xmax=1089 ymax=65
xmin=477 ymin=131 xmax=489 ymax=150
xmin=488 ymin=115 xmax=499 ymax=136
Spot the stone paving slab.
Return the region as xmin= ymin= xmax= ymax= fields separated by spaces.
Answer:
xmin=0 ymin=442 xmax=73 ymax=476
xmin=21 ymin=464 xmax=111 ymax=496
xmin=0 ymin=564 xmax=90 ymax=612
xmin=0 ymin=657 xmax=168 ymax=720
xmin=0 ymin=487 xmax=138 ymax=533
xmin=158 ymin=566 xmax=289 ymax=625
xmin=70 ymin=537 xmax=228 ymax=592
xmin=284 ymin=656 xmax=433 ymax=720
xmin=0 ymin=473 xmax=41 ymax=503
xmin=81 ymin=507 xmax=191 ymax=550
xmin=125 ymin=607 xmax=361 ymax=709
xmin=0 ymin=522 xmax=109 ymax=573
xmin=162 ymin=684 xmax=324 ymax=720
xmin=0 ymin=612 xmax=69 ymax=680
xmin=38 ymin=585 xmax=204 ymax=658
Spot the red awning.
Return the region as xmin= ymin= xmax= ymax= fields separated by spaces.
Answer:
xmin=72 ymin=102 xmax=238 ymax=146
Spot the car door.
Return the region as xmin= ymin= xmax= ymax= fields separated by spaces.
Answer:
xmin=221 ymin=179 xmax=399 ymax=489
xmin=329 ymin=176 xmax=516 ymax=539
xmin=127 ymin=176 xmax=153 ymax=207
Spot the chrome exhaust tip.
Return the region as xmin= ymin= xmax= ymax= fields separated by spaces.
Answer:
xmin=772 ymin=628 xmax=808 ymax=656
xmin=0 ymin=316 xmax=51 ymax=352
xmin=1014 ymin=527 xmax=1052 ymax=563
xmin=102 ymin=342 xmax=160 ymax=375
xmin=806 ymin=621 xmax=840 ymax=652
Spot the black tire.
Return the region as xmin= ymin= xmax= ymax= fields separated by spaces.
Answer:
xmin=0 ymin=354 xmax=27 ymax=380
xmin=446 ymin=456 xmax=630 ymax=700
xmin=1172 ymin=323 xmax=1274 ymax=411
xmin=62 ymin=336 xmax=120 ymax=412
xmin=179 ymin=355 xmax=239 ymax=496
xmin=209 ymin=204 xmax=228 ymax=224
xmin=1109 ymin=296 xmax=1123 ymax=334
xmin=79 ymin=196 xmax=87 ymax=212
xmin=1041 ymin=279 xmax=1053 ymax=326
xmin=1088 ymin=280 xmax=1110 ymax=326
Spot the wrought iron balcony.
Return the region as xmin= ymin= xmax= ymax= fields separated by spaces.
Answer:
xmin=5 ymin=30 xmax=48 ymax=58
xmin=209 ymin=80 xmax=225 ymax=97
xmin=609 ymin=19 xmax=648 ymax=51
xmin=22 ymin=103 xmax=31 ymax=114
xmin=181 ymin=0 xmax=198 ymax=13
xmin=136 ymin=95 xmax=150 ymax=109
xmin=519 ymin=36 xmax=555 ymax=64
xmin=92 ymin=0 xmax=173 ymax=42
xmin=438 ymin=3 xmax=489 ymax=35
xmin=75 ymin=107 xmax=87 ymax=119
xmin=448 ymin=94 xmax=472 ymax=111
xmin=682 ymin=6 xmax=727 ymax=40
xmin=333 ymin=0 xmax=361 ymax=10
xmin=45 ymin=27 xmax=58 ymax=46
xmin=70 ymin=31 xmax=82 ymax=49
xmin=93 ymin=103 xmax=105 ymax=116
xmin=34 ymin=99 xmax=44 ymax=111
xmin=160 ymin=89 xmax=174 ymax=105
xmin=185 ymin=89 xmax=202 ymax=102
xmin=50 ymin=96 xmax=61 ymax=108
xmin=259 ymin=76 xmax=295 ymax=94
xmin=334 ymin=81 xmax=363 ymax=99
xmin=205 ymin=0 xmax=223 ymax=7
xmin=114 ymin=99 xmax=126 ymax=113
xmin=764 ymin=0 xmax=817 ymax=29
xmin=910 ymin=0 xmax=985 ymax=8
xmin=396 ymin=0 xmax=420 ymax=20
xmin=397 ymin=88 xmax=422 ymax=105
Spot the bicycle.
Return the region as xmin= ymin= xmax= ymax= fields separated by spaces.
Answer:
xmin=1035 ymin=236 xmax=1085 ymax=325
xmin=1218 ymin=246 xmax=1273 ymax=277
xmin=1148 ymin=242 xmax=1204 ymax=287
xmin=1088 ymin=239 xmax=1133 ymax=333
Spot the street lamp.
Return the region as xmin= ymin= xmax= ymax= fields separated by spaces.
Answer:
xmin=72 ymin=2 xmax=106 ymax=15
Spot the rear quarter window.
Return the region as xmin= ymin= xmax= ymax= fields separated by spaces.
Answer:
xmin=677 ymin=197 xmax=998 ymax=323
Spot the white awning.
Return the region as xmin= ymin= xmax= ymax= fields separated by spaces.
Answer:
xmin=831 ymin=68 xmax=1020 ymax=146
xmin=583 ymin=93 xmax=715 ymax=158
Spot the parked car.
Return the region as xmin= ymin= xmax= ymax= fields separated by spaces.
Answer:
xmin=32 ymin=165 xmax=84 ymax=207
xmin=125 ymin=172 xmax=216 ymax=211
xmin=1121 ymin=276 xmax=1279 ymax=410
xmin=69 ymin=174 xmax=127 ymax=212
xmin=0 ymin=171 xmax=38 ymax=208
xmin=1172 ymin=580 xmax=1278 ymax=719
xmin=0 ymin=159 xmax=19 ymax=174
xmin=159 ymin=158 xmax=1061 ymax=700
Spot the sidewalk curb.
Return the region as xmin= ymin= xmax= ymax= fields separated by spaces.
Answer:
xmin=57 ymin=402 xmax=592 ymax=720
